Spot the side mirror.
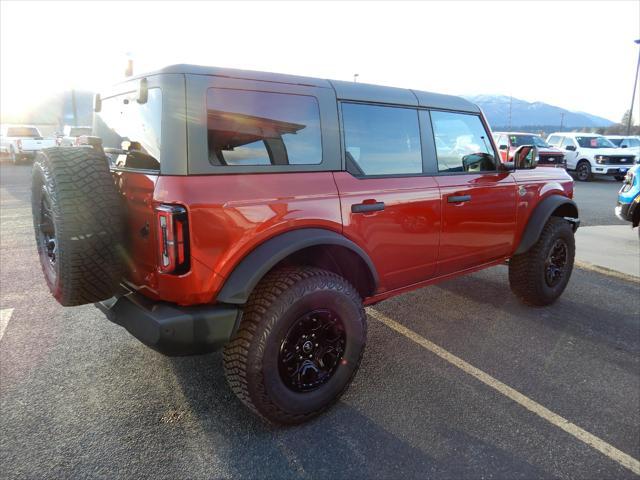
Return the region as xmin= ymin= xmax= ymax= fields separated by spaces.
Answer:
xmin=565 ymin=145 xmax=576 ymax=151
xmin=501 ymin=161 xmax=515 ymax=172
xmin=513 ymin=145 xmax=538 ymax=169
xmin=621 ymin=145 xmax=628 ymax=149
xmin=137 ymin=77 xmax=148 ymax=104
xmin=499 ymin=144 xmax=508 ymax=151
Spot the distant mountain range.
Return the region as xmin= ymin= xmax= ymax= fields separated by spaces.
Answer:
xmin=464 ymin=95 xmax=614 ymax=130
xmin=2 ymin=90 xmax=615 ymax=133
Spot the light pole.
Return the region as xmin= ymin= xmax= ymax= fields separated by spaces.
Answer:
xmin=627 ymin=39 xmax=640 ymax=135
xmin=353 ymin=73 xmax=359 ymax=83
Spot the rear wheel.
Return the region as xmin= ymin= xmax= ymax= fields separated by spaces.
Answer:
xmin=223 ymin=266 xmax=366 ymax=424
xmin=509 ymin=217 xmax=575 ymax=306
xmin=575 ymin=161 xmax=592 ymax=181
xmin=31 ymin=147 xmax=125 ymax=306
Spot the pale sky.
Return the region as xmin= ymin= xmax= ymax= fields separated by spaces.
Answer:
xmin=1 ymin=0 xmax=639 ymax=124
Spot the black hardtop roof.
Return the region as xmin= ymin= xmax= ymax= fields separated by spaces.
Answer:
xmin=132 ymin=64 xmax=479 ymax=113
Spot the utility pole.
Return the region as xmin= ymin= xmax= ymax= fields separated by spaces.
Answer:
xmin=627 ymin=39 xmax=640 ymax=135
xmin=508 ymin=95 xmax=512 ymax=130
xmin=560 ymin=112 xmax=564 ymax=130
xmin=71 ymin=89 xmax=78 ymax=128
xmin=353 ymin=73 xmax=359 ymax=83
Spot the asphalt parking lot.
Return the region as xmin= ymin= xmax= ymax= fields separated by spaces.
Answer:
xmin=1 ymin=163 xmax=638 ymax=479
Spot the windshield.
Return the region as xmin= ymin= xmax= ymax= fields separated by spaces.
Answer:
xmin=510 ymin=134 xmax=549 ymax=148
xmin=576 ymin=136 xmax=615 ymax=148
xmin=94 ymin=88 xmax=162 ymax=170
xmin=6 ymin=127 xmax=40 ymax=137
xmin=68 ymin=127 xmax=92 ymax=137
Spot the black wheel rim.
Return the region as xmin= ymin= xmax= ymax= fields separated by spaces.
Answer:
xmin=38 ymin=187 xmax=57 ymax=269
xmin=577 ymin=164 xmax=589 ymax=180
xmin=544 ymin=239 xmax=568 ymax=287
xmin=278 ymin=309 xmax=346 ymax=392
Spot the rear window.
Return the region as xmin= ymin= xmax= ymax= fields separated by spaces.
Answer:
xmin=68 ymin=127 xmax=91 ymax=137
xmin=207 ymin=89 xmax=322 ymax=166
xmin=7 ymin=127 xmax=40 ymax=137
xmin=94 ymin=88 xmax=162 ymax=170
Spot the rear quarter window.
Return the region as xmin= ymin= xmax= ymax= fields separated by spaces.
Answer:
xmin=206 ymin=89 xmax=322 ymax=166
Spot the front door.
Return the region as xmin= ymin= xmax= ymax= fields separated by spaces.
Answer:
xmin=429 ymin=110 xmax=517 ymax=275
xmin=335 ymin=102 xmax=441 ymax=293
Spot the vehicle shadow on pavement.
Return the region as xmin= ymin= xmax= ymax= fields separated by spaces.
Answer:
xmin=167 ymin=347 xmax=552 ymax=479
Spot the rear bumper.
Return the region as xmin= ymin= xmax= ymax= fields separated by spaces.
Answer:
xmin=96 ymin=290 xmax=241 ymax=356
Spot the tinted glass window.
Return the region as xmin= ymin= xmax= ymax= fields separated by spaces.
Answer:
xmin=207 ymin=89 xmax=322 ymax=166
xmin=576 ymin=136 xmax=615 ymax=148
xmin=609 ymin=138 xmax=623 ymax=146
xmin=341 ymin=103 xmax=422 ymax=176
xmin=96 ymin=88 xmax=162 ymax=170
xmin=430 ymin=111 xmax=497 ymax=173
xmin=7 ymin=127 xmax=40 ymax=137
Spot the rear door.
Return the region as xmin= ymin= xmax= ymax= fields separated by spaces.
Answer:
xmin=334 ymin=102 xmax=441 ymax=293
xmin=429 ymin=110 xmax=517 ymax=275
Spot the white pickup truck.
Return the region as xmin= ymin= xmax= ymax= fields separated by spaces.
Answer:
xmin=0 ymin=126 xmax=56 ymax=164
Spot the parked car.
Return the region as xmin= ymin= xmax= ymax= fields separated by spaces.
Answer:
xmin=56 ymin=125 xmax=93 ymax=147
xmin=0 ymin=125 xmax=56 ymax=164
xmin=546 ymin=132 xmax=637 ymax=181
xmin=31 ymin=64 xmax=579 ymax=424
xmin=615 ymin=164 xmax=640 ymax=237
xmin=606 ymin=135 xmax=640 ymax=157
xmin=493 ymin=132 xmax=565 ymax=168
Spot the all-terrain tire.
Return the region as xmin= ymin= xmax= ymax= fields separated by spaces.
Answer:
xmin=509 ymin=217 xmax=575 ymax=306
xmin=223 ymin=266 xmax=367 ymax=425
xmin=31 ymin=147 xmax=124 ymax=306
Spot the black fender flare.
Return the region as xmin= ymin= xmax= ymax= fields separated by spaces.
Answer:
xmin=216 ymin=228 xmax=379 ymax=304
xmin=515 ymin=195 xmax=579 ymax=255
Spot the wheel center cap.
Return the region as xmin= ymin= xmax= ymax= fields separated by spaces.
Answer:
xmin=302 ymin=340 xmax=314 ymax=354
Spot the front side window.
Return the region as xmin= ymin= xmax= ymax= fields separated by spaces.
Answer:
xmin=431 ymin=111 xmax=497 ymax=173
xmin=561 ymin=137 xmax=575 ymax=148
xmin=207 ymin=89 xmax=322 ymax=166
xmin=576 ymin=136 xmax=615 ymax=148
xmin=95 ymin=88 xmax=162 ymax=170
xmin=341 ymin=103 xmax=422 ymax=176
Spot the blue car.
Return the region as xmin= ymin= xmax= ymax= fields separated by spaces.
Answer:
xmin=616 ymin=164 xmax=640 ymax=236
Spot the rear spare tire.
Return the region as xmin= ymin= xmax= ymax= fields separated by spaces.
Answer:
xmin=31 ymin=147 xmax=124 ymax=306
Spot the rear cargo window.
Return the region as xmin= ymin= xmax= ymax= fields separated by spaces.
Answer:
xmin=95 ymin=88 xmax=162 ymax=170
xmin=206 ymin=89 xmax=322 ymax=166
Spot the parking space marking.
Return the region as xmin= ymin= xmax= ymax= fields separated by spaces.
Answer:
xmin=367 ymin=307 xmax=640 ymax=476
xmin=0 ymin=308 xmax=14 ymax=342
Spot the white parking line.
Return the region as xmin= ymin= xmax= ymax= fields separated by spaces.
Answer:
xmin=0 ymin=308 xmax=14 ymax=342
xmin=367 ymin=307 xmax=640 ymax=476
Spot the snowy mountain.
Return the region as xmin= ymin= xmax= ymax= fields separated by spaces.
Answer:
xmin=464 ymin=95 xmax=614 ymax=130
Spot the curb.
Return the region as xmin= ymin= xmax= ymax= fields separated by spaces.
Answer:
xmin=575 ymin=260 xmax=640 ymax=284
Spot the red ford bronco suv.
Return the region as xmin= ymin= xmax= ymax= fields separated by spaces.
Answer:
xmin=31 ymin=65 xmax=579 ymax=424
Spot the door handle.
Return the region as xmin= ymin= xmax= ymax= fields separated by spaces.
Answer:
xmin=447 ymin=195 xmax=471 ymax=203
xmin=351 ymin=201 xmax=385 ymax=213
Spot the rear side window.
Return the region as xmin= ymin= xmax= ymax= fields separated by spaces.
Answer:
xmin=430 ymin=111 xmax=497 ymax=173
xmin=207 ymin=89 xmax=322 ymax=166
xmin=341 ymin=103 xmax=422 ymax=176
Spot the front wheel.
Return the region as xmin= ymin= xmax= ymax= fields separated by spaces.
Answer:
xmin=614 ymin=175 xmax=625 ymax=181
xmin=223 ymin=267 xmax=367 ymax=424
xmin=509 ymin=217 xmax=575 ymax=306
xmin=575 ymin=161 xmax=592 ymax=181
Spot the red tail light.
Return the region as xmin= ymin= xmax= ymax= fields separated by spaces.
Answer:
xmin=155 ymin=204 xmax=190 ymax=274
